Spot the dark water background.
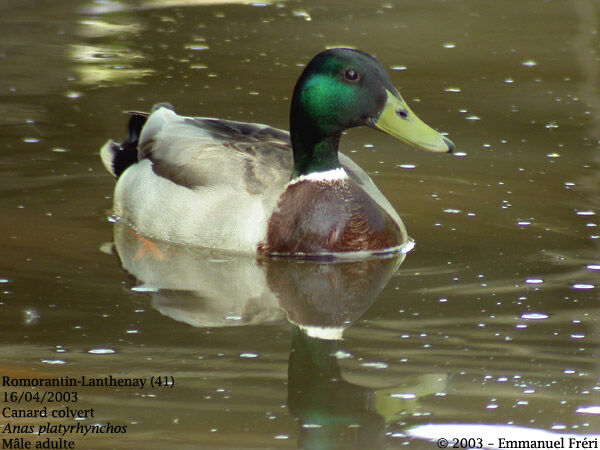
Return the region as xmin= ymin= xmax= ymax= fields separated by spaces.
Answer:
xmin=0 ymin=0 xmax=598 ymax=448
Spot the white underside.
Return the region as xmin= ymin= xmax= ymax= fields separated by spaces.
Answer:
xmin=113 ymin=160 xmax=268 ymax=253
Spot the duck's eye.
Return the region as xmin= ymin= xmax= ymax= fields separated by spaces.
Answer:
xmin=343 ymin=68 xmax=359 ymax=82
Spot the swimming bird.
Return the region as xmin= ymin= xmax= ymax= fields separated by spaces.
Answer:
xmin=100 ymin=48 xmax=454 ymax=258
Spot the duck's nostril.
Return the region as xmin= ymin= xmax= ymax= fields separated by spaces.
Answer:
xmin=396 ymin=109 xmax=408 ymax=119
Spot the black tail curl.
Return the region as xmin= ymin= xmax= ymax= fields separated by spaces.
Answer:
xmin=109 ymin=112 xmax=148 ymax=177
xmin=103 ymin=103 xmax=175 ymax=178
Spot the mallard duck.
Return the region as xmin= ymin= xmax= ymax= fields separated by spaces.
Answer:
xmin=100 ymin=48 xmax=454 ymax=258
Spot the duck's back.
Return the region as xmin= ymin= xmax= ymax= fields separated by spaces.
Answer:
xmin=106 ymin=107 xmax=292 ymax=252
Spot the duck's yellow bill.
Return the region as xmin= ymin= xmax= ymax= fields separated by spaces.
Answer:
xmin=373 ymin=90 xmax=454 ymax=153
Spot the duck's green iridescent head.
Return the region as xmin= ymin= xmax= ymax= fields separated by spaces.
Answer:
xmin=290 ymin=48 xmax=454 ymax=176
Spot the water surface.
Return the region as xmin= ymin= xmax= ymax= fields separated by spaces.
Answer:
xmin=1 ymin=0 xmax=598 ymax=448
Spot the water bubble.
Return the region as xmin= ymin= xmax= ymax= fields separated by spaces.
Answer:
xmin=239 ymin=353 xmax=258 ymax=358
xmin=573 ymin=284 xmax=594 ymax=290
xmin=65 ymin=91 xmax=82 ymax=99
xmin=391 ymin=432 xmax=406 ymax=438
xmin=576 ymin=406 xmax=600 ymax=415
xmin=522 ymin=60 xmax=538 ymax=67
xmin=131 ymin=285 xmax=158 ymax=293
xmin=88 ymin=348 xmax=115 ymax=355
xmin=292 ymin=10 xmax=311 ymax=21
xmin=524 ymin=278 xmax=544 ymax=285
xmin=390 ymin=393 xmax=416 ymax=399
xmin=41 ymin=360 xmax=66 ymax=365
xmin=224 ymin=315 xmax=243 ymax=321
xmin=24 ymin=309 xmax=40 ymax=325
xmin=362 ymin=362 xmax=388 ymax=369
xmin=521 ymin=312 xmax=549 ymax=320
xmin=333 ymin=350 xmax=353 ymax=359
xmin=185 ymin=44 xmax=209 ymax=51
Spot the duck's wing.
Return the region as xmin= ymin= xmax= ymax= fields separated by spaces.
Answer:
xmin=138 ymin=106 xmax=294 ymax=193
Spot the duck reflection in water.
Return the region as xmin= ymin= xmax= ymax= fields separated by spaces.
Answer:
xmin=110 ymin=223 xmax=448 ymax=447
xmin=288 ymin=327 xmax=448 ymax=449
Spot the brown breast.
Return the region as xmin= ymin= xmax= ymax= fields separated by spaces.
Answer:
xmin=257 ymin=178 xmax=404 ymax=255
